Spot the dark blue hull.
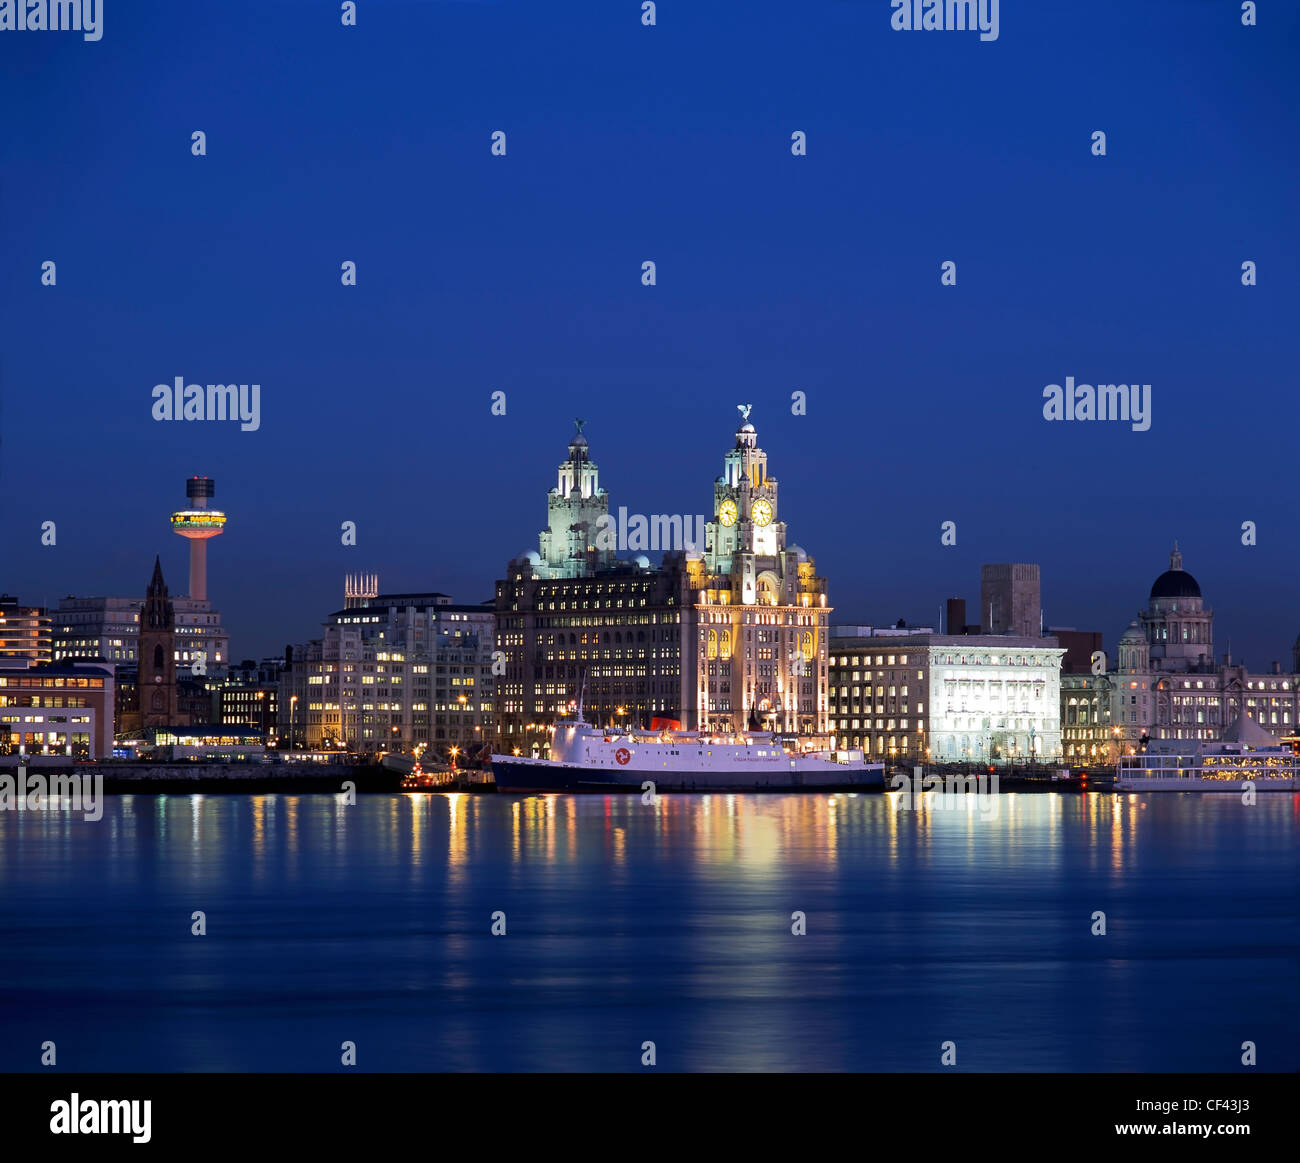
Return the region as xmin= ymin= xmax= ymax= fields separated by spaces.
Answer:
xmin=491 ymin=759 xmax=885 ymax=794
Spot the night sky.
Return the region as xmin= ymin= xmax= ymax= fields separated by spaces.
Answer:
xmin=2 ymin=1 xmax=1297 ymax=666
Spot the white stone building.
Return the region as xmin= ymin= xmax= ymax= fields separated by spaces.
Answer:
xmin=830 ymin=630 xmax=1065 ymax=764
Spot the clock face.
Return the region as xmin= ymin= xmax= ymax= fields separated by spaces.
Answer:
xmin=751 ymin=498 xmax=773 ymax=527
xmin=718 ymin=498 xmax=738 ymax=527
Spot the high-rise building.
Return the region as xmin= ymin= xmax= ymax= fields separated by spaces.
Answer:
xmin=53 ymin=594 xmax=229 ymax=676
xmin=980 ymin=563 xmax=1042 ymax=638
xmin=0 ymin=595 xmax=51 ymax=662
xmin=285 ymin=583 xmax=496 ymax=759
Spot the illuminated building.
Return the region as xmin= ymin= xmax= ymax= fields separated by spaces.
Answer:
xmin=1061 ymin=544 xmax=1300 ymax=761
xmin=218 ymin=657 xmax=285 ymax=738
xmin=0 ymin=595 xmax=51 ymax=662
xmin=0 ymin=658 xmax=115 ymax=758
xmin=136 ymin=725 xmax=266 ymax=762
xmin=284 ymin=583 xmax=496 ymax=759
xmin=690 ymin=408 xmax=831 ymax=739
xmin=53 ymin=593 xmax=228 ymax=677
xmin=494 ymin=409 xmax=831 ymax=755
xmin=829 ymin=628 xmax=1065 ymax=764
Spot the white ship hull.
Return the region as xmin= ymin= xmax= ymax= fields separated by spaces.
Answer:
xmin=492 ymin=719 xmax=883 ymax=793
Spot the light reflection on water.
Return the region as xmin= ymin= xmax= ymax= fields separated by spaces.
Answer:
xmin=0 ymin=792 xmax=1294 ymax=1072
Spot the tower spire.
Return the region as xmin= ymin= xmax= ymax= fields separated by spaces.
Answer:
xmin=1170 ymin=540 xmax=1182 ymax=571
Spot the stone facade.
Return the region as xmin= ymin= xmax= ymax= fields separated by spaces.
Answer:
xmin=1060 ymin=544 xmax=1300 ymax=762
xmin=494 ymin=409 xmax=831 ymax=756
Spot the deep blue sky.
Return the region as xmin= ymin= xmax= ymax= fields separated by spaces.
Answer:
xmin=3 ymin=1 xmax=1298 ymax=666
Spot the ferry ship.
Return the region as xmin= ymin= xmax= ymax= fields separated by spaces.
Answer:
xmin=1114 ymin=714 xmax=1300 ymax=792
xmin=491 ymin=709 xmax=884 ymax=794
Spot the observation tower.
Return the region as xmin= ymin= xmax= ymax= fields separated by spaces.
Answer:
xmin=169 ymin=476 xmax=226 ymax=600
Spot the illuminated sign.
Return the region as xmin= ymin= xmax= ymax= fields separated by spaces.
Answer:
xmin=170 ymin=510 xmax=227 ymax=528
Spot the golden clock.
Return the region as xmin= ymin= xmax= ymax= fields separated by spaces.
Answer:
xmin=752 ymin=498 xmax=773 ymax=527
xmin=718 ymin=498 xmax=738 ymax=527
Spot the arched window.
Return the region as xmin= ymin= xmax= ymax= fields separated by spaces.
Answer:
xmin=154 ymin=644 xmax=164 ymax=670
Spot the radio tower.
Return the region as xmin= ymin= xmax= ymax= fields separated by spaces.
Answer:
xmin=170 ymin=476 xmax=227 ymax=600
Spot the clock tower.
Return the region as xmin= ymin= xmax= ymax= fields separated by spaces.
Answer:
xmin=137 ymin=556 xmax=180 ymax=728
xmin=686 ymin=407 xmax=830 ymax=738
xmin=706 ymin=404 xmax=786 ymax=577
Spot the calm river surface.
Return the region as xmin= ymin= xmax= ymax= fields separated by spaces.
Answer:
xmin=0 ymin=791 xmax=1294 ymax=1071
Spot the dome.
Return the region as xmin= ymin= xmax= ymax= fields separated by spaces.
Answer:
xmin=633 ymin=554 xmax=650 ymax=569
xmin=1149 ymin=570 xmax=1200 ymax=600
xmin=1119 ymin=621 xmax=1144 ymax=643
xmin=1149 ymin=541 xmax=1200 ymax=600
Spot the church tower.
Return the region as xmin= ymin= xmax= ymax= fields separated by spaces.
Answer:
xmin=138 ymin=556 xmax=180 ymax=728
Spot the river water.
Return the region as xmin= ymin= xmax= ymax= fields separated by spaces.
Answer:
xmin=0 ymin=791 xmax=1294 ymax=1071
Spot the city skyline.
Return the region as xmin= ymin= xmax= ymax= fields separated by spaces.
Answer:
xmin=4 ymin=2 xmax=1298 ymax=670
xmin=0 ymin=0 xmax=1293 ymax=1107
xmin=8 ymin=408 xmax=1300 ymax=674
